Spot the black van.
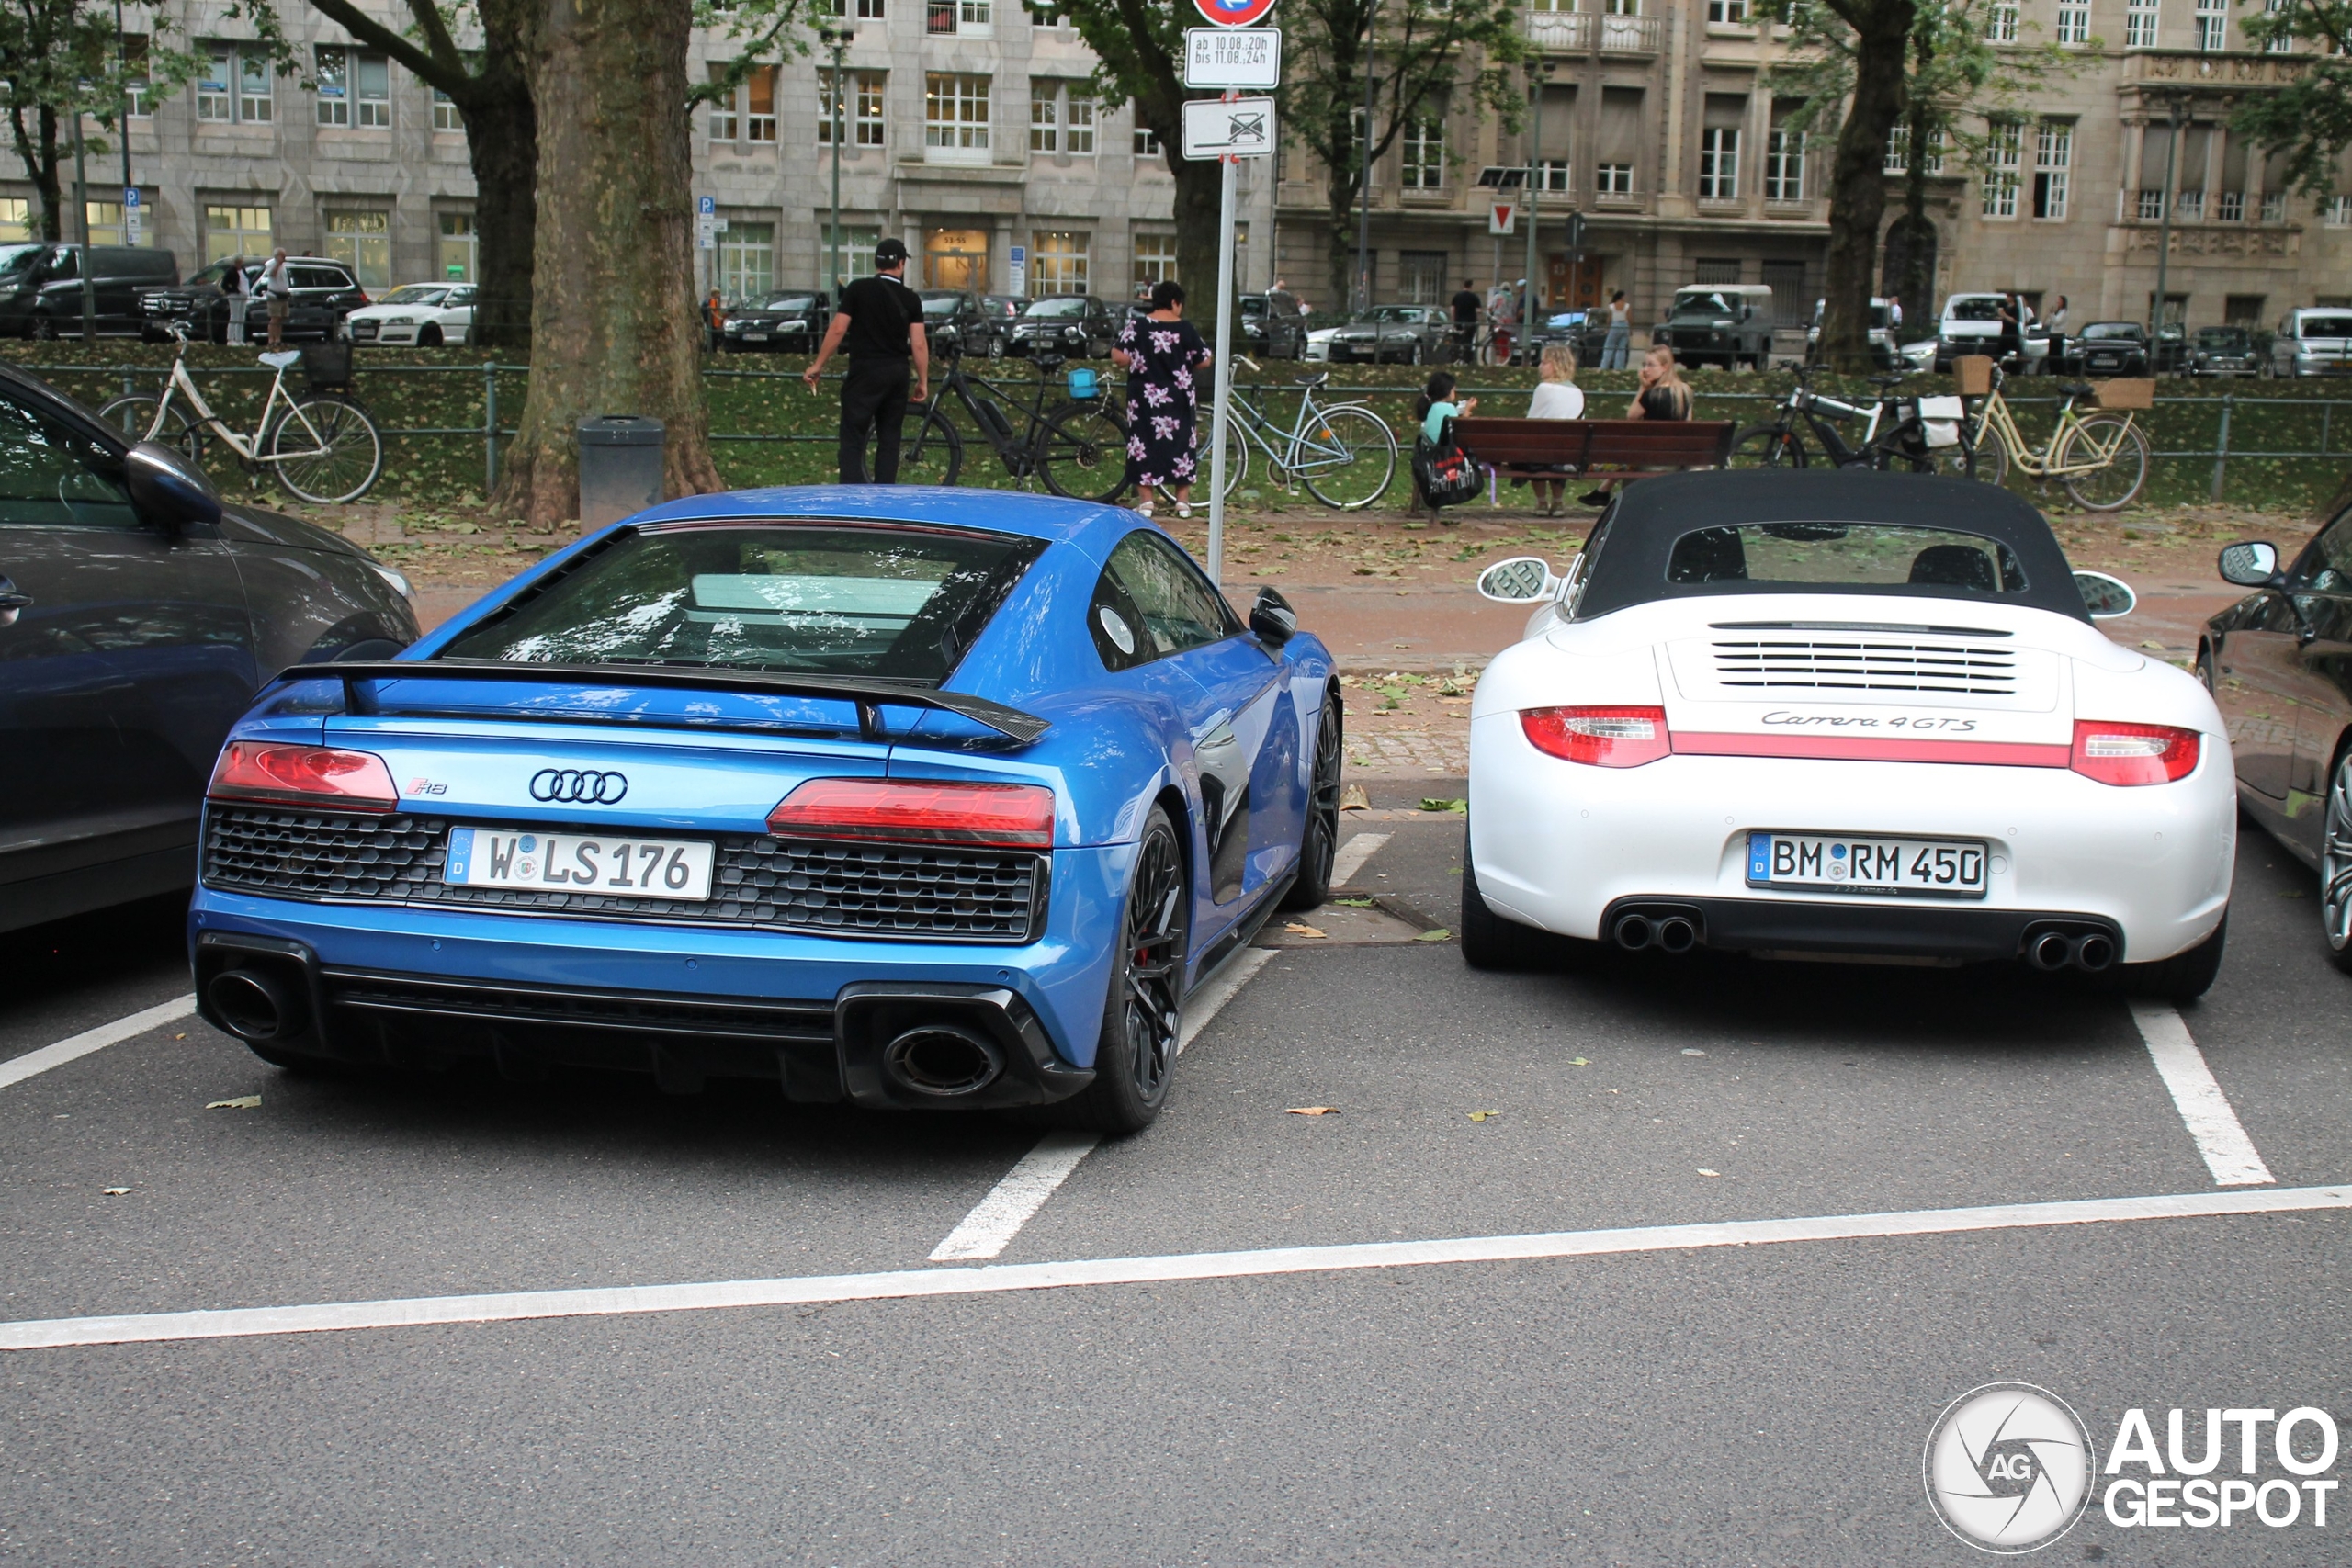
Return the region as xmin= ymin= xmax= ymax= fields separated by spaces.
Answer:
xmin=0 ymin=243 xmax=180 ymax=338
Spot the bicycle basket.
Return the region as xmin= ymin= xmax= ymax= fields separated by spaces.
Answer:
xmin=1067 ymin=367 xmax=1100 ymax=400
xmin=301 ymin=342 xmax=354 ymax=390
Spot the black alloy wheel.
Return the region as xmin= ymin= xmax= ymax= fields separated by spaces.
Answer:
xmin=2323 ymin=748 xmax=2352 ymax=976
xmin=1280 ymin=691 xmax=1345 ymax=911
xmin=1065 ymin=806 xmax=1188 ymax=1133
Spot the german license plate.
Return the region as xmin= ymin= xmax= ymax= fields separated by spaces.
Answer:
xmin=1747 ymin=831 xmax=1988 ymax=900
xmin=444 ymin=827 xmax=715 ymax=900
xmin=741 ymin=332 xmax=768 ymax=341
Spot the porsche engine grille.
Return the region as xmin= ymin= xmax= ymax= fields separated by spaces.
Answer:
xmin=201 ymin=807 xmax=1045 ymax=942
xmin=1711 ymin=638 xmax=2018 ymax=695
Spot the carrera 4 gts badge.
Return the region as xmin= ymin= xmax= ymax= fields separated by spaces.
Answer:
xmin=530 ymin=769 xmax=628 ymax=805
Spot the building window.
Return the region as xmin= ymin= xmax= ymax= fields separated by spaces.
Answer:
xmin=0 ymin=197 xmax=29 ymax=241
xmin=1032 ymin=83 xmax=1091 ymax=154
xmin=437 ymin=212 xmax=476 ymax=280
xmin=204 ymin=203 xmax=272 ymax=265
xmin=828 ymin=227 xmax=881 ymax=283
xmin=928 ymin=0 xmax=989 ymax=31
xmin=357 ymin=53 xmax=390 ymax=126
xmin=198 ymin=46 xmax=273 ymax=123
xmin=719 ymin=220 xmax=776 ymax=300
xmin=1706 ymin=0 xmax=1749 ymax=21
xmin=1535 ymin=160 xmax=1570 ymax=193
xmin=822 ymin=72 xmax=887 ymax=147
xmin=859 ymin=0 xmax=885 ymax=14
xmin=1981 ymin=122 xmax=2021 ymax=218
xmin=325 ymin=209 xmax=392 ymax=292
xmin=1400 ymin=251 xmax=1446 ymax=304
xmin=2262 ymin=190 xmax=2287 ymax=221
xmin=1400 ymin=116 xmax=1444 ymax=190
xmin=2057 ymin=2 xmax=2091 ymax=43
xmin=318 ymin=49 xmax=390 ymax=129
xmin=2195 ymin=0 xmax=2226 ymax=49
xmin=121 ymin=35 xmax=151 ymax=116
xmin=2138 ymin=188 xmax=2165 ymax=220
xmin=707 ymin=63 xmax=737 ymax=140
xmin=746 ymin=66 xmax=776 ymax=141
xmin=1132 ymin=230 xmax=1177 ymax=296
xmin=1764 ymin=127 xmax=1804 ymax=201
xmin=2126 ymin=0 xmax=2160 ymax=49
xmin=2032 ymin=120 xmax=2071 ymax=219
xmin=2217 ymin=189 xmax=2245 ymax=220
xmin=240 ymin=49 xmax=273 ymax=121
xmin=316 ymin=47 xmax=350 ymax=125
xmin=1595 ymin=163 xmax=1634 ymax=195
xmin=925 ymin=73 xmax=990 ymax=154
xmin=433 ymin=85 xmax=461 ymax=131
xmin=1692 ymin=258 xmax=1742 ymax=285
xmin=1067 ymin=95 xmax=1094 ymax=153
xmin=1883 ymin=123 xmax=1945 ymax=175
xmin=1698 ymin=127 xmax=1740 ymax=200
xmin=1032 ymin=230 xmax=1089 ymax=294
xmin=1135 ymin=121 xmax=1160 ymax=157
xmin=2264 ymin=0 xmax=2295 ymax=51
xmin=84 ymin=201 xmax=140 ymax=245
xmin=2327 ymin=195 xmax=2352 ymax=227
xmin=1987 ymin=2 xmax=2019 ymax=42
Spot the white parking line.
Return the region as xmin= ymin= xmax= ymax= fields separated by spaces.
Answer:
xmin=926 ymin=945 xmax=1281 ymax=1262
xmin=1329 ymin=831 xmax=1391 ymax=888
xmin=2131 ymin=1000 xmax=2275 ymax=1188
xmin=0 ymin=996 xmax=197 ymax=1093
xmin=10 ymin=1183 xmax=2346 ymax=1352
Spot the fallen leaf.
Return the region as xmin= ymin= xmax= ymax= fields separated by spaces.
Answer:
xmin=206 ymin=1095 xmax=262 ymax=1111
xmin=1414 ymin=927 xmax=1453 ymax=942
xmin=1698 ymin=1168 xmax=1722 ymax=1178
xmin=2140 ymin=640 xmax=2166 ymax=651
xmin=1467 ymin=1110 xmax=1502 ymax=1122
xmin=1286 ymin=1106 xmax=1341 ymax=1116
xmin=1419 ymin=797 xmax=1468 ymax=815
xmin=1284 ymin=922 xmax=1328 ymax=938
xmin=1569 ymin=1057 xmax=1590 ymax=1066
xmin=1681 ymin=1048 xmax=1707 ymax=1057
xmin=1331 ymin=896 xmax=1375 ymax=908
xmin=173 ymin=1032 xmax=187 ymax=1040
xmin=102 ymin=1187 xmax=130 ymax=1196
xmin=1338 ymin=784 xmax=1371 ymax=812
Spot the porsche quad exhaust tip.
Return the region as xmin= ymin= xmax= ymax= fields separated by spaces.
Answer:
xmin=880 ymin=1024 xmax=1006 ymax=1098
xmin=1614 ymin=911 xmax=1700 ymax=953
xmin=206 ymin=968 xmax=302 ymax=1042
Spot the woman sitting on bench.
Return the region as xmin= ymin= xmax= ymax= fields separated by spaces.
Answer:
xmin=1584 ymin=344 xmax=1690 ymax=507
xmin=1522 ymin=344 xmax=1585 ymax=517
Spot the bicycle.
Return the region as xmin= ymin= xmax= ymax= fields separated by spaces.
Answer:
xmin=98 ymin=323 xmax=382 ymax=504
xmin=1200 ymin=357 xmax=1397 ymax=510
xmin=890 ymin=344 xmax=1129 ymax=502
xmin=1962 ymin=366 xmax=2150 ymax=511
xmin=1728 ymin=366 xmax=1974 ymax=479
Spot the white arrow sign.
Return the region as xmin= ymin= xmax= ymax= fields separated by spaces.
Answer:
xmin=1182 ymin=96 xmax=1275 ymax=160
xmin=1184 ymin=28 xmax=1281 ymax=89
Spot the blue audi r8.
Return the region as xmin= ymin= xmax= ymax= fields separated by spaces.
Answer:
xmin=187 ymin=487 xmax=1340 ymax=1132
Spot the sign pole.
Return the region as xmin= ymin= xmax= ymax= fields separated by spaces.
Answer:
xmin=1207 ymin=148 xmax=1238 ymax=586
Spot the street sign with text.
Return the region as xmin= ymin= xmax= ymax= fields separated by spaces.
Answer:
xmin=1181 ymin=96 xmax=1275 ymax=160
xmin=1184 ymin=28 xmax=1281 ymax=87
xmin=1192 ymin=0 xmax=1276 ymax=27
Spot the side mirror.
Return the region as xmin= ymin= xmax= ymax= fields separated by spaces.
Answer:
xmin=1248 ymin=585 xmax=1297 ymax=646
xmin=124 ymin=441 xmax=221 ymax=533
xmin=1476 ymin=556 xmax=1558 ymax=604
xmin=2075 ymin=570 xmax=2136 ymax=619
xmin=2218 ymin=541 xmax=2280 ymax=588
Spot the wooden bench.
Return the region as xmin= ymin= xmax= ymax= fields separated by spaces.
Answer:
xmin=1446 ymin=417 xmax=1737 ymax=491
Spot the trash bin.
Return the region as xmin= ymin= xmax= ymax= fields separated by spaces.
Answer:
xmin=576 ymin=414 xmax=664 ymax=528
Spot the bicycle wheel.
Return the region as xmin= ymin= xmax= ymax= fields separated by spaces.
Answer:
xmin=1299 ymin=405 xmax=1397 ymax=511
xmin=266 ymin=395 xmax=382 ymax=504
xmin=1727 ymin=423 xmax=1807 ymax=468
xmin=2056 ymin=416 xmax=2150 ymax=512
xmin=1037 ymin=400 xmax=1131 ymax=502
xmin=96 ymin=394 xmax=204 ymax=464
xmin=1969 ymin=422 xmax=2011 ymax=489
xmin=876 ymin=404 xmax=962 ymax=486
xmin=1198 ymin=404 xmax=1249 ymax=499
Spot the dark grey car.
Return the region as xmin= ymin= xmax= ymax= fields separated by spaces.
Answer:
xmin=1007 ymin=295 xmax=1121 ymax=358
xmin=1324 ymin=305 xmax=1449 ymax=366
xmin=0 ymin=243 xmax=180 ymax=338
xmin=0 ymin=363 xmax=417 ymax=933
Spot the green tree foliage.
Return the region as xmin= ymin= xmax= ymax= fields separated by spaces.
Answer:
xmin=0 ymin=2 xmax=204 ymax=242
xmin=2236 ymin=0 xmax=2352 ymax=202
xmin=1277 ymin=0 xmax=1527 ymax=312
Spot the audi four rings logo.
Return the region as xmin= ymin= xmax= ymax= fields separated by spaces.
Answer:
xmin=530 ymin=769 xmax=628 ymax=804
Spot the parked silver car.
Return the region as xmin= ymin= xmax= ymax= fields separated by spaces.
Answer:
xmin=2268 ymin=308 xmax=2352 ymax=377
xmin=1322 ymin=305 xmax=1450 ymax=365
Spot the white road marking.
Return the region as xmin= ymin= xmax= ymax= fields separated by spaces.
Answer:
xmin=8 ymin=1184 xmax=2346 ymax=1352
xmin=1329 ymin=831 xmax=1391 ymax=888
xmin=0 ymin=996 xmax=198 ymax=1093
xmin=2131 ymin=1000 xmax=2275 ymax=1187
xmin=927 ymin=944 xmax=1279 ymax=1262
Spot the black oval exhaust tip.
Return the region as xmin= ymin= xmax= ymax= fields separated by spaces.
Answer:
xmin=1655 ymin=917 xmax=1698 ymax=954
xmin=2026 ymin=931 xmax=2075 ymax=972
xmin=1613 ymin=914 xmax=1656 ymax=951
xmin=207 ymin=969 xmax=294 ymax=1042
xmin=2074 ymin=933 xmax=2117 ymax=973
xmin=882 ymin=1024 xmax=1005 ymax=1097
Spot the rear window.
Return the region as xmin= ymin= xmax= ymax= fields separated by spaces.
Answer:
xmin=293 ymin=266 xmax=350 ymax=289
xmin=439 ymin=523 xmax=1046 ymax=682
xmin=2080 ymin=322 xmax=2141 ymax=341
xmin=1947 ymin=298 xmax=2005 ymax=321
xmin=2301 ymin=315 xmax=2352 ymax=338
xmin=1666 ymin=523 xmax=2030 ymax=598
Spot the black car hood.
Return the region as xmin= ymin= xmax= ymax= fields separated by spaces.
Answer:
xmin=219 ymin=503 xmax=373 ymax=558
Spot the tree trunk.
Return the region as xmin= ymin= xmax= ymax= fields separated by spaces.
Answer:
xmin=1324 ymin=182 xmax=1356 ymax=320
xmin=9 ymin=107 xmax=65 ymax=241
xmin=1821 ymin=0 xmax=1914 ymax=374
xmin=493 ymin=0 xmax=720 ymax=528
xmin=461 ymin=84 xmax=537 ymax=349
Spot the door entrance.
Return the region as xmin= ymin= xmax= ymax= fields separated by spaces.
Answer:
xmin=925 ymin=229 xmax=989 ymax=291
xmin=1547 ymin=254 xmax=1603 ymax=314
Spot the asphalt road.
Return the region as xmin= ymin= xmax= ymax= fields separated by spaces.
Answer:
xmin=2 ymin=800 xmax=2347 ymax=1566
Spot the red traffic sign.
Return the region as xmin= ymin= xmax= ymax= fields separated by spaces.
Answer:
xmin=1193 ymin=0 xmax=1276 ymax=27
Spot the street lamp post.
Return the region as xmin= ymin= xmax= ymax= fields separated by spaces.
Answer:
xmin=114 ymin=0 xmax=131 ymax=196
xmin=1353 ymin=0 xmax=1380 ymax=312
xmin=1521 ymin=57 xmax=1546 ymax=363
xmin=821 ymin=28 xmax=852 ymax=299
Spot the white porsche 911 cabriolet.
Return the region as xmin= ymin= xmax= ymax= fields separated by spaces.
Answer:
xmin=1462 ymin=470 xmax=2233 ymax=998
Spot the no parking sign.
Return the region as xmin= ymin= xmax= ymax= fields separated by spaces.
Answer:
xmin=1193 ymin=0 xmax=1276 ymax=27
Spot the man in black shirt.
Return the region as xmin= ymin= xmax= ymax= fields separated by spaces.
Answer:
xmin=1450 ymin=279 xmax=1481 ymax=363
xmin=802 ymin=237 xmax=930 ymax=482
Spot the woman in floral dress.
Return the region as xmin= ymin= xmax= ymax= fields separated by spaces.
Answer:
xmin=1112 ymin=279 xmax=1213 ymax=518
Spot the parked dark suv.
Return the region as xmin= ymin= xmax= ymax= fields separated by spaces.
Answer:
xmin=1238 ymin=290 xmax=1307 ymax=359
xmin=0 ymin=362 xmax=417 ymax=932
xmin=142 ymin=256 xmax=369 ymax=344
xmin=0 ymin=243 xmax=180 ymax=338
xmin=1007 ymin=294 xmax=1121 ymax=358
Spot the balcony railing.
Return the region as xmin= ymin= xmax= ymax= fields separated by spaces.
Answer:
xmin=1523 ymin=8 xmax=1663 ymax=55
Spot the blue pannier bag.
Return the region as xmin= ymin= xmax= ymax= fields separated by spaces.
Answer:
xmin=1067 ymin=367 xmax=1099 ymax=400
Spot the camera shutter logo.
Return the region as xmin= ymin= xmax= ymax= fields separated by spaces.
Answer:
xmin=529 ymin=769 xmax=628 ymax=805
xmin=1924 ymin=1382 xmax=2096 ymax=1553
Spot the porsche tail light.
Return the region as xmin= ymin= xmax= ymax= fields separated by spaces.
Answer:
xmin=2070 ymin=721 xmax=2201 ymax=786
xmin=1521 ymin=706 xmax=1671 ymax=768
xmin=208 ymin=741 xmax=399 ymax=811
xmin=767 ymin=777 xmax=1055 ymax=847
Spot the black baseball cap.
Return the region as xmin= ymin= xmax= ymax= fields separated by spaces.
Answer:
xmin=875 ymin=237 xmax=910 ymax=266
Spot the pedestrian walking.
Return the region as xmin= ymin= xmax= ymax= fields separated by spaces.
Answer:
xmin=221 ymin=255 xmax=247 ymax=345
xmin=262 ymin=248 xmax=291 ymax=350
xmin=703 ymin=289 xmax=725 ymax=353
xmin=2046 ymin=294 xmax=2069 ymax=374
xmin=1112 ymin=279 xmax=1212 ymax=519
xmin=1450 ymin=277 xmax=1481 ymax=363
xmin=1996 ymin=292 xmax=2024 ymax=372
xmin=801 ymin=236 xmax=929 ymax=484
xmin=1600 ymin=288 xmax=1632 ymax=370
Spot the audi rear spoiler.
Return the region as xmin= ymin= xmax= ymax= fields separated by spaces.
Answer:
xmin=276 ymin=659 xmax=1050 ymax=746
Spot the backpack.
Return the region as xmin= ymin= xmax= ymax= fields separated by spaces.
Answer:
xmin=1412 ymin=424 xmax=1482 ymax=510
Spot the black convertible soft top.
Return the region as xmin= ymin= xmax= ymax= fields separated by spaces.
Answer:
xmin=1570 ymin=469 xmax=2089 ymax=624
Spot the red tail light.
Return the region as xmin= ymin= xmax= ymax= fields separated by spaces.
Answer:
xmin=1521 ymin=706 xmax=1671 ymax=767
xmin=2070 ymin=720 xmax=2201 ymax=786
xmin=767 ymin=778 xmax=1055 ymax=847
xmin=208 ymin=741 xmax=399 ymax=810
